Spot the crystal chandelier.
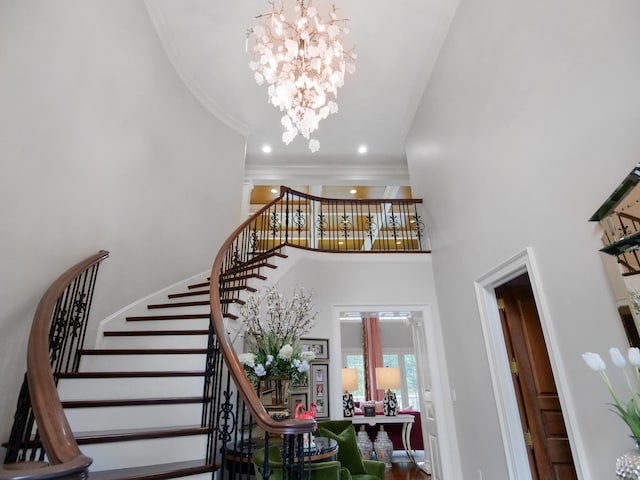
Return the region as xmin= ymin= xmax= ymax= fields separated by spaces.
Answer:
xmin=248 ymin=0 xmax=356 ymax=152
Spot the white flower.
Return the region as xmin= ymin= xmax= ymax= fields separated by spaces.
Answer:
xmin=239 ymin=353 xmax=256 ymax=367
xmin=254 ymin=364 xmax=266 ymax=377
xmin=265 ymin=354 xmax=274 ymax=366
xmin=297 ymin=360 xmax=310 ymax=373
xmin=610 ymin=347 xmax=627 ymax=368
xmin=629 ymin=348 xmax=640 ymax=367
xmin=301 ymin=351 xmax=316 ymax=362
xmin=582 ymin=352 xmax=606 ymax=371
xmin=279 ymin=344 xmax=294 ymax=360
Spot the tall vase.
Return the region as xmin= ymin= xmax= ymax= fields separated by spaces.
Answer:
xmin=616 ymin=439 xmax=640 ymax=479
xmin=374 ymin=426 xmax=393 ymax=467
xmin=257 ymin=377 xmax=291 ymax=419
xmin=356 ymin=426 xmax=373 ymax=460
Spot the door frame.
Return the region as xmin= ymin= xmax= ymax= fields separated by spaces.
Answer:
xmin=474 ymin=248 xmax=585 ymax=479
xmin=332 ymin=303 xmax=462 ymax=479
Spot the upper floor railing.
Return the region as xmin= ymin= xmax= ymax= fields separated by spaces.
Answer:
xmin=245 ymin=186 xmax=428 ymax=253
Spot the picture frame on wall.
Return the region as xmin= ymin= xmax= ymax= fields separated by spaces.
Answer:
xmin=301 ymin=338 xmax=329 ymax=360
xmin=311 ymin=363 xmax=329 ymax=418
xmin=291 ymin=392 xmax=308 ymax=412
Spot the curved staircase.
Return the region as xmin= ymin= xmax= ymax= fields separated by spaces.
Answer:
xmin=2 ymin=187 xmax=428 ymax=480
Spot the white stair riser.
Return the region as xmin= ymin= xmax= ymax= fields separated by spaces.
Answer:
xmin=82 ymin=434 xmax=207 ymax=471
xmin=100 ymin=334 xmax=208 ymax=349
xmin=78 ymin=354 xmax=206 ymax=372
xmin=58 ymin=377 xmax=205 ymax=400
xmin=144 ymin=305 xmax=211 ymax=316
xmin=66 ymin=403 xmax=203 ymax=431
xmin=101 ymin=318 xmax=211 ymax=333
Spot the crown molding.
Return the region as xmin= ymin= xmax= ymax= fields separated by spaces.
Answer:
xmin=144 ymin=0 xmax=250 ymax=137
xmin=245 ymin=163 xmax=410 ymax=185
xmin=399 ymin=0 xmax=460 ymax=140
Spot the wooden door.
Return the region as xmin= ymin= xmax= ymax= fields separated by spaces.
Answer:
xmin=496 ymin=274 xmax=577 ymax=480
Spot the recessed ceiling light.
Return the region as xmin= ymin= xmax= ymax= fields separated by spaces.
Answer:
xmin=262 ymin=144 xmax=272 ymax=154
xmin=349 ymin=189 xmax=357 ymax=194
xmin=358 ymin=145 xmax=367 ymax=154
xmin=270 ymin=188 xmax=278 ymax=194
xmin=338 ymin=241 xmax=344 ymax=245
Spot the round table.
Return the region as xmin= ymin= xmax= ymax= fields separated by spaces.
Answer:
xmin=224 ymin=436 xmax=338 ymax=477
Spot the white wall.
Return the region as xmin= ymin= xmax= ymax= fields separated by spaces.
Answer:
xmin=270 ymin=253 xmax=439 ymax=420
xmin=0 ymin=0 xmax=246 ymax=456
xmin=406 ymin=0 xmax=640 ymax=478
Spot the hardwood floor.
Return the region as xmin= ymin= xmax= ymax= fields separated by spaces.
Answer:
xmin=386 ymin=462 xmax=431 ymax=480
xmin=386 ymin=452 xmax=431 ymax=480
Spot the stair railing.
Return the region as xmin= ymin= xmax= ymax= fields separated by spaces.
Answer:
xmin=208 ymin=187 xmax=429 ymax=477
xmin=1 ymin=250 xmax=109 ymax=480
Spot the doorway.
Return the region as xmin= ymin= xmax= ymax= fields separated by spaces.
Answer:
xmin=474 ymin=248 xmax=584 ymax=479
xmin=336 ymin=306 xmax=460 ymax=479
xmin=496 ymin=273 xmax=577 ymax=479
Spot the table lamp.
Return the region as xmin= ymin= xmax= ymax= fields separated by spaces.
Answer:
xmin=342 ymin=368 xmax=358 ymax=417
xmin=375 ymin=367 xmax=400 ymax=416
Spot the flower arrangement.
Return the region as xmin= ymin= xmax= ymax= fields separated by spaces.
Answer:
xmin=582 ymin=347 xmax=640 ymax=439
xmin=238 ymin=285 xmax=317 ymax=386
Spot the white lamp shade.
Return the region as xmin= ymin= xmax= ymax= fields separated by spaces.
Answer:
xmin=375 ymin=367 xmax=401 ymax=390
xmin=342 ymin=368 xmax=358 ymax=391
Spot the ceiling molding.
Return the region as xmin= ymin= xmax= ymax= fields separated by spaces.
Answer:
xmin=144 ymin=0 xmax=250 ymax=137
xmin=399 ymin=0 xmax=461 ymax=140
xmin=245 ymin=163 xmax=411 ymax=185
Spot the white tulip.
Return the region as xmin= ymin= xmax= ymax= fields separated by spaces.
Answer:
xmin=582 ymin=352 xmax=606 ymax=371
xmin=629 ymin=348 xmax=640 ymax=367
xmin=610 ymin=347 xmax=627 ymax=368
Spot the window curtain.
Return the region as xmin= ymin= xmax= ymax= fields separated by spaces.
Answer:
xmin=362 ymin=314 xmax=383 ymax=401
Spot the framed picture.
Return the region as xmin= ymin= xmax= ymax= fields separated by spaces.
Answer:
xmin=301 ymin=338 xmax=329 ymax=360
xmin=311 ymin=363 xmax=329 ymax=418
xmin=292 ymin=375 xmax=309 ymax=387
xmin=290 ymin=392 xmax=308 ymax=412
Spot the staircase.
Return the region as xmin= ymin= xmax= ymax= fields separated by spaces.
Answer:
xmin=58 ymin=248 xmax=292 ymax=478
xmin=58 ymin=276 xmax=213 ymax=479
xmin=2 ymin=187 xmax=429 ymax=480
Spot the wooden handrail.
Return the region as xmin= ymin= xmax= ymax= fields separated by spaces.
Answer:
xmin=28 ymin=250 xmax=108 ymax=464
xmin=0 ymin=251 xmax=109 ymax=480
xmin=0 ymin=456 xmax=92 ymax=480
xmin=210 ymin=193 xmax=315 ymax=435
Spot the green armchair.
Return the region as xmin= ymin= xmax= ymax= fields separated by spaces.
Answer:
xmin=315 ymin=421 xmax=386 ymax=480
xmin=253 ymin=445 xmax=344 ymax=480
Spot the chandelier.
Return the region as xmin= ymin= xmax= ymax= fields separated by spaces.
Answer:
xmin=248 ymin=0 xmax=356 ymax=152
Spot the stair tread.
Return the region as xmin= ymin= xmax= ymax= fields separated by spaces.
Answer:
xmin=89 ymin=459 xmax=216 ymax=480
xmin=126 ymin=313 xmax=210 ymax=321
xmin=104 ymin=330 xmax=209 ymax=337
xmin=75 ymin=425 xmax=208 ymax=444
xmin=167 ymin=290 xmax=209 ymax=299
xmin=219 ymin=285 xmax=257 ymax=293
xmin=58 ymin=371 xmax=206 ymax=379
xmin=78 ymin=348 xmax=207 ymax=355
xmin=63 ymin=397 xmax=211 ymax=408
xmin=220 ymin=272 xmax=267 ymax=281
xmin=187 ymin=281 xmax=209 ymax=289
xmin=147 ymin=300 xmax=210 ymax=309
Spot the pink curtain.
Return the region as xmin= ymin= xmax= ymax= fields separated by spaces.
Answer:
xmin=362 ymin=314 xmax=384 ymax=401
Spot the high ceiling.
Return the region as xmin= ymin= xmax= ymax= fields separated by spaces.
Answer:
xmin=146 ymin=0 xmax=457 ymax=188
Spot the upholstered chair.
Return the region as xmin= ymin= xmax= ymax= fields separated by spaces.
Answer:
xmin=252 ymin=445 xmax=344 ymax=480
xmin=315 ymin=421 xmax=385 ymax=480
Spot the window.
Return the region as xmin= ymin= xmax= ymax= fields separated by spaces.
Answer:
xmin=344 ymin=349 xmax=420 ymax=410
xmin=343 ymin=351 xmax=366 ymax=402
xmin=382 ymin=351 xmax=419 ymax=411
